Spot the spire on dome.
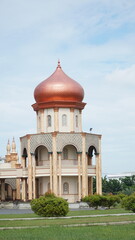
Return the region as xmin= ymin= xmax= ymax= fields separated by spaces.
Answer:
xmin=6 ymin=139 xmax=11 ymax=155
xmin=12 ymin=137 xmax=16 ymax=153
xmin=57 ymin=59 xmax=61 ymax=68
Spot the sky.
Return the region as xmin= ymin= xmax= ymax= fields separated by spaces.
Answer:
xmin=0 ymin=0 xmax=135 ymax=175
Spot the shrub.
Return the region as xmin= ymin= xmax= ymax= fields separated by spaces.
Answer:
xmin=103 ymin=195 xmax=120 ymax=209
xmin=30 ymin=193 xmax=69 ymax=217
xmin=82 ymin=195 xmax=102 ymax=209
xmin=121 ymin=194 xmax=135 ymax=213
xmin=82 ymin=194 xmax=120 ymax=209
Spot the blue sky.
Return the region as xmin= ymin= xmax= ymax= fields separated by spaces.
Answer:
xmin=0 ymin=0 xmax=135 ymax=175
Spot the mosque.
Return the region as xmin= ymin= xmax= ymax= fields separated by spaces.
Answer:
xmin=0 ymin=61 xmax=102 ymax=202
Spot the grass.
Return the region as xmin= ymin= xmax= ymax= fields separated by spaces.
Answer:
xmin=0 ymin=207 xmax=131 ymax=219
xmin=0 ymin=224 xmax=135 ymax=240
xmin=0 ymin=207 xmax=135 ymax=240
xmin=0 ymin=214 xmax=135 ymax=228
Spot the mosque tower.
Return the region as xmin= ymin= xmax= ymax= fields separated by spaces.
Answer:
xmin=20 ymin=61 xmax=102 ymax=202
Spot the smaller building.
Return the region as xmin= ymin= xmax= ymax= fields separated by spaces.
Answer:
xmin=0 ymin=61 xmax=102 ymax=202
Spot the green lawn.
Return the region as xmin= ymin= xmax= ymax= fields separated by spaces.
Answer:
xmin=0 ymin=214 xmax=135 ymax=228
xmin=0 ymin=224 xmax=135 ymax=240
xmin=0 ymin=207 xmax=131 ymax=219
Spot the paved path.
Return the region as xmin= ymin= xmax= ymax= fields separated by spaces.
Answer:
xmin=0 ymin=209 xmax=33 ymax=214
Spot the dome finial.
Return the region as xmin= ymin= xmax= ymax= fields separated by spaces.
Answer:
xmin=57 ymin=59 xmax=61 ymax=68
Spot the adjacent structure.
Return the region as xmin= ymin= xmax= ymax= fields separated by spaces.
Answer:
xmin=0 ymin=61 xmax=102 ymax=202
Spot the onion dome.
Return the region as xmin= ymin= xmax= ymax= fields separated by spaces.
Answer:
xmin=32 ymin=61 xmax=86 ymax=111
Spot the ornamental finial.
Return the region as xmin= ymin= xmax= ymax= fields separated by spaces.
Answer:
xmin=57 ymin=59 xmax=61 ymax=68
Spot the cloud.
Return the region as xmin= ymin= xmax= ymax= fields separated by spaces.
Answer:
xmin=106 ymin=64 xmax=135 ymax=85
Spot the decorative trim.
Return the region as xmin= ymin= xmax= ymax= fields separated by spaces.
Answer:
xmin=32 ymin=101 xmax=86 ymax=111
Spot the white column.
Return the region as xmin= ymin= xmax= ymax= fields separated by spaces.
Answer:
xmin=54 ymin=108 xmax=59 ymax=132
xmin=77 ymin=153 xmax=81 ymax=201
xmin=1 ymin=179 xmax=5 ymax=201
xmin=58 ymin=152 xmax=62 ymax=196
xmin=79 ymin=110 xmax=82 ymax=132
xmin=31 ymin=153 xmax=36 ymax=199
xmin=52 ymin=132 xmax=57 ymax=195
xmin=49 ymin=152 xmax=53 ymax=191
xmin=40 ymin=109 xmax=44 ymax=132
xmin=28 ymin=137 xmax=32 ymax=200
xmin=82 ymin=133 xmax=87 ymax=197
xmin=22 ymin=178 xmax=27 ymax=202
xmin=70 ymin=108 xmax=74 ymax=132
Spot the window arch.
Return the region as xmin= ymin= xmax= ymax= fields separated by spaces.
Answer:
xmin=62 ymin=114 xmax=67 ymax=126
xmin=63 ymin=147 xmax=68 ymax=160
xmin=75 ymin=115 xmax=78 ymax=127
xmin=63 ymin=182 xmax=69 ymax=194
xmin=47 ymin=115 xmax=51 ymax=127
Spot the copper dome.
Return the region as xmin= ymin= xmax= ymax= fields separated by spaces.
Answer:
xmin=32 ymin=61 xmax=86 ymax=110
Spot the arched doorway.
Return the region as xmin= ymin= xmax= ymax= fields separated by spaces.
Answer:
xmin=62 ymin=145 xmax=77 ymax=166
xmin=22 ymin=148 xmax=28 ymax=167
xmin=88 ymin=145 xmax=97 ymax=166
xmin=87 ymin=146 xmax=98 ymax=195
xmin=35 ymin=145 xmax=49 ymax=166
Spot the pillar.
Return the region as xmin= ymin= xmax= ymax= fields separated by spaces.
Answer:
xmin=49 ymin=152 xmax=53 ymax=191
xmin=77 ymin=152 xmax=81 ymax=201
xmin=22 ymin=178 xmax=27 ymax=201
xmin=70 ymin=108 xmax=74 ymax=132
xmin=31 ymin=153 xmax=36 ymax=199
xmin=54 ymin=108 xmax=59 ymax=132
xmin=88 ymin=177 xmax=93 ymax=195
xmin=13 ymin=190 xmax=16 ymax=201
xmin=52 ymin=132 xmax=57 ymax=195
xmin=1 ymin=179 xmax=5 ymax=201
xmin=96 ymin=153 xmax=102 ymax=195
xmin=98 ymin=136 xmax=102 ymax=195
xmin=58 ymin=152 xmax=62 ymax=196
xmin=22 ymin=156 xmax=26 ymax=168
xmin=40 ymin=109 xmax=44 ymax=132
xmin=27 ymin=137 xmax=32 ymax=200
xmin=79 ymin=110 xmax=82 ymax=132
xmin=16 ymin=178 xmax=21 ymax=200
xmin=82 ymin=133 xmax=88 ymax=197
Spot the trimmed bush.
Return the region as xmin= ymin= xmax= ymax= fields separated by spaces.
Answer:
xmin=121 ymin=194 xmax=135 ymax=213
xmin=102 ymin=195 xmax=120 ymax=209
xmin=82 ymin=195 xmax=102 ymax=209
xmin=82 ymin=194 xmax=120 ymax=209
xmin=30 ymin=193 xmax=69 ymax=217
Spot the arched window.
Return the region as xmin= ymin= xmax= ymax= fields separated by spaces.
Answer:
xmin=63 ymin=147 xmax=68 ymax=160
xmin=63 ymin=182 xmax=69 ymax=194
xmin=47 ymin=115 xmax=51 ymax=127
xmin=75 ymin=115 xmax=78 ymax=127
xmin=62 ymin=114 xmax=67 ymax=126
